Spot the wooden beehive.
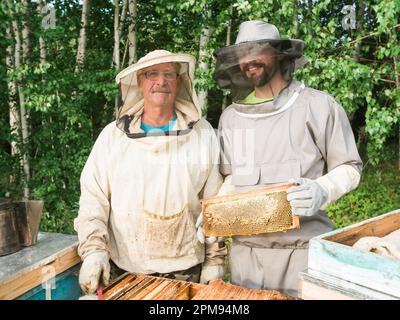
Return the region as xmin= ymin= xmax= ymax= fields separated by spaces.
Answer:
xmin=102 ymin=273 xmax=205 ymax=300
xmin=202 ymin=183 xmax=300 ymax=237
xmin=102 ymin=273 xmax=294 ymax=300
xmin=302 ymin=209 xmax=400 ymax=299
xmin=191 ymin=279 xmax=293 ymax=300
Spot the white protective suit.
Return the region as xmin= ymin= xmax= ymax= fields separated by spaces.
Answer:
xmin=74 ymin=50 xmax=225 ymax=277
xmin=214 ymin=21 xmax=363 ymax=297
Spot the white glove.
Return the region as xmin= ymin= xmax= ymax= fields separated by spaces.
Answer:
xmin=200 ymin=265 xmax=225 ymax=284
xmin=196 ymin=213 xmax=217 ymax=244
xmin=287 ymin=178 xmax=328 ymax=217
xmin=79 ymin=251 xmax=110 ymax=295
xmin=314 ymin=164 xmax=361 ymax=210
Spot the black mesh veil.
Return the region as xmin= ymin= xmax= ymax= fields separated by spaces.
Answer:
xmin=213 ymin=39 xmax=307 ymax=102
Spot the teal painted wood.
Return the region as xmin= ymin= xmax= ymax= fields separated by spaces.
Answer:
xmin=308 ymin=209 xmax=400 ymax=298
xmin=17 ymin=264 xmax=82 ymax=300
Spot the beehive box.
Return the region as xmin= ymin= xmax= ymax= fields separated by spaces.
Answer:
xmin=299 ymin=269 xmax=398 ymax=300
xmin=202 ymin=183 xmax=299 ymax=237
xmin=102 ymin=273 xmax=293 ymax=300
xmin=0 ymin=232 xmax=81 ymax=300
xmin=192 ymin=279 xmax=293 ymax=300
xmin=307 ymin=209 xmax=400 ymax=298
xmin=102 ymin=273 xmax=205 ymax=300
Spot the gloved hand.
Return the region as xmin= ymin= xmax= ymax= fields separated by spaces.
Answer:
xmin=196 ymin=213 xmax=218 ymax=244
xmin=200 ymin=264 xmax=225 ymax=284
xmin=79 ymin=251 xmax=110 ymax=295
xmin=287 ymin=178 xmax=328 ymax=217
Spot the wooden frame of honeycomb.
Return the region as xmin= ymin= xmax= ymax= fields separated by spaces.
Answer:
xmin=101 ymin=273 xmax=293 ymax=300
xmin=201 ymin=183 xmax=300 ymax=237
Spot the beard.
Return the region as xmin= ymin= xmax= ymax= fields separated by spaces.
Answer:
xmin=244 ymin=62 xmax=278 ymax=87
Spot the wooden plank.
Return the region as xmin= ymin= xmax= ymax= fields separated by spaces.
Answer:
xmin=191 ymin=279 xmax=293 ymax=300
xmin=103 ymin=274 xmax=201 ymax=300
xmin=299 ymin=278 xmax=353 ymax=300
xmin=119 ymin=277 xmax=156 ymax=300
xmin=152 ymin=280 xmax=177 ymax=300
xmin=172 ymin=282 xmax=191 ymax=300
xmin=132 ymin=278 xmax=163 ymax=300
xmin=189 ymin=282 xmax=206 ymax=299
xmin=160 ymin=281 xmax=183 ymax=300
xmin=0 ymin=246 xmax=80 ymax=300
xmin=326 ymin=210 xmax=400 ymax=246
xmin=299 ymin=270 xmax=398 ymax=300
xmin=103 ymin=274 xmax=146 ymax=300
xmin=308 ymin=209 xmax=400 ymax=298
xmin=142 ymin=279 xmax=171 ymax=300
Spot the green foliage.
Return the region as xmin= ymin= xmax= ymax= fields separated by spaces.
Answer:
xmin=0 ymin=0 xmax=399 ymax=234
xmin=326 ymin=144 xmax=400 ymax=228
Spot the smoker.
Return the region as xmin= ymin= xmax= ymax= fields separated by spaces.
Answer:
xmin=0 ymin=198 xmax=43 ymax=256
xmin=0 ymin=198 xmax=20 ymax=256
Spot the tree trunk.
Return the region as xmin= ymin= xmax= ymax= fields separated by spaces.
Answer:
xmin=21 ymin=0 xmax=30 ymax=64
xmin=221 ymin=5 xmax=233 ymax=111
xmin=307 ymin=0 xmax=314 ymax=37
xmin=352 ymin=2 xmax=364 ymax=63
xmin=116 ymin=0 xmax=128 ymax=68
xmin=6 ymin=25 xmax=19 ymax=159
xmin=75 ymin=0 xmax=90 ymax=73
xmin=293 ymin=0 xmax=299 ymax=38
xmin=198 ymin=10 xmax=213 ymax=114
xmin=12 ymin=19 xmax=31 ymax=199
xmin=113 ymin=0 xmax=120 ymax=69
xmin=113 ymin=0 xmax=121 ymax=116
xmin=128 ymin=0 xmax=137 ymax=65
xmin=38 ymin=0 xmax=47 ymax=64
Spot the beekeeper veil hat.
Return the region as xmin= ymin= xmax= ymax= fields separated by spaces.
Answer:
xmin=213 ymin=20 xmax=308 ymax=102
xmin=115 ymin=50 xmax=200 ymax=138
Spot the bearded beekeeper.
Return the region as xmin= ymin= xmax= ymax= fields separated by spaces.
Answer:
xmin=74 ymin=50 xmax=227 ymax=295
xmin=213 ymin=21 xmax=363 ymax=296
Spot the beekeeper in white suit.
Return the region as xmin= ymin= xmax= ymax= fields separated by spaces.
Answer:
xmin=74 ymin=50 xmax=227 ymax=295
xmin=212 ymin=21 xmax=363 ymax=296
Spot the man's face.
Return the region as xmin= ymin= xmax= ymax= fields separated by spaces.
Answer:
xmin=238 ymin=48 xmax=279 ymax=87
xmin=138 ymin=62 xmax=181 ymax=108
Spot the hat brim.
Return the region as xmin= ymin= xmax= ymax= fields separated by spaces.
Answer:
xmin=115 ymin=53 xmax=196 ymax=86
xmin=214 ymin=38 xmax=306 ymax=60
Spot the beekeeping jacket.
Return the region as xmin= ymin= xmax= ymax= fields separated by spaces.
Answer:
xmin=214 ymin=21 xmax=363 ymax=296
xmin=74 ymin=50 xmax=224 ymax=275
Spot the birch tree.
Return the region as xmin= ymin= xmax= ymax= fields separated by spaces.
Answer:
xmin=221 ymin=4 xmax=233 ymax=111
xmin=75 ymin=0 xmax=90 ymax=73
xmin=6 ymin=25 xmax=19 ymax=158
xmin=197 ymin=9 xmax=212 ymax=113
xmin=128 ymin=0 xmax=137 ymax=65
xmin=9 ymin=10 xmax=30 ymax=199
xmin=38 ymin=0 xmax=47 ymax=64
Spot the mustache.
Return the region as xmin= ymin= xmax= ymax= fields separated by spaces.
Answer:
xmin=242 ymin=61 xmax=266 ymax=72
xmin=152 ymin=86 xmax=171 ymax=93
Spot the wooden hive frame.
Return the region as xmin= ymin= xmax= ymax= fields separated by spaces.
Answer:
xmin=102 ymin=273 xmax=294 ymax=300
xmin=201 ymin=183 xmax=300 ymax=237
xmin=102 ymin=273 xmax=205 ymax=300
xmin=191 ymin=279 xmax=294 ymax=300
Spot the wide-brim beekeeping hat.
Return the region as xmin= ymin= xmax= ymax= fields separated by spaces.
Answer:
xmin=115 ymin=50 xmax=201 ymax=138
xmin=213 ymin=20 xmax=308 ymax=101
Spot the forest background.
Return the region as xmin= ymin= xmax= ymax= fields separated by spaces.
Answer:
xmin=0 ymin=0 xmax=399 ymax=234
